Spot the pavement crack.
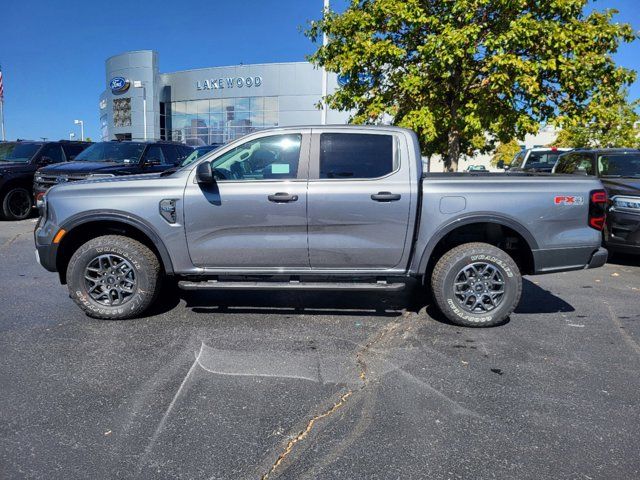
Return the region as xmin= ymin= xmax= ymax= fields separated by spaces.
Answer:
xmin=260 ymin=316 xmax=405 ymax=479
xmin=260 ymin=390 xmax=353 ymax=480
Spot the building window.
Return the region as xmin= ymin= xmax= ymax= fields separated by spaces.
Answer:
xmin=113 ymin=98 xmax=132 ymax=127
xmin=167 ymin=96 xmax=279 ymax=146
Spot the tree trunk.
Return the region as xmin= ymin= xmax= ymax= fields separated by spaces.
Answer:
xmin=446 ymin=129 xmax=461 ymax=172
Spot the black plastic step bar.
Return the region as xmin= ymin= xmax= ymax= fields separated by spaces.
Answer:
xmin=177 ymin=279 xmax=405 ymax=292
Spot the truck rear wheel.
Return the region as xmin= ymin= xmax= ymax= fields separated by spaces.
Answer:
xmin=431 ymin=242 xmax=521 ymax=327
xmin=66 ymin=235 xmax=161 ymax=320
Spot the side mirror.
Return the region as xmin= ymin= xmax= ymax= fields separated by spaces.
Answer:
xmin=196 ymin=162 xmax=214 ymax=184
xmin=39 ymin=156 xmax=54 ymax=165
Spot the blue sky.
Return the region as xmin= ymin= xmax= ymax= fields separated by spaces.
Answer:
xmin=0 ymin=0 xmax=638 ymax=141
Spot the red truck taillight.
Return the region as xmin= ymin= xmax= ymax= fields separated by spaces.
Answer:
xmin=588 ymin=189 xmax=607 ymax=231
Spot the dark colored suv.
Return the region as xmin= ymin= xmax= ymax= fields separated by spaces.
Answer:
xmin=554 ymin=148 xmax=640 ymax=254
xmin=34 ymin=140 xmax=193 ymax=199
xmin=0 ymin=140 xmax=91 ymax=220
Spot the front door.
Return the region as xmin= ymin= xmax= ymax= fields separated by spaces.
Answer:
xmin=183 ymin=131 xmax=310 ymax=269
xmin=307 ymin=130 xmax=413 ymax=270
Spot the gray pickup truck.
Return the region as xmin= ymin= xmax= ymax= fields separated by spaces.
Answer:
xmin=35 ymin=126 xmax=608 ymax=327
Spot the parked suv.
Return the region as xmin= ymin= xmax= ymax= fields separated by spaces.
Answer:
xmin=0 ymin=140 xmax=91 ymax=220
xmin=33 ymin=140 xmax=193 ymax=199
xmin=553 ymin=148 xmax=640 ymax=254
xmin=499 ymin=147 xmax=571 ymax=172
xmin=35 ymin=126 xmax=607 ymax=327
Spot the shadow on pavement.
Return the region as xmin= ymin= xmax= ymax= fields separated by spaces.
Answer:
xmin=145 ymin=277 xmax=575 ymax=320
xmin=514 ymin=278 xmax=574 ymax=314
xmin=607 ymin=251 xmax=640 ymax=267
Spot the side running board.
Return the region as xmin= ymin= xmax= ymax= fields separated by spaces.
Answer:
xmin=177 ymin=280 xmax=405 ymax=292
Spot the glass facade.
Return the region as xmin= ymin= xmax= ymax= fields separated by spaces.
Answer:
xmin=113 ymin=98 xmax=132 ymax=127
xmin=161 ymin=96 xmax=279 ymax=146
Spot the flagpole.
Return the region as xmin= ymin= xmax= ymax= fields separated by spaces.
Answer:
xmin=0 ymin=99 xmax=5 ymax=141
xmin=320 ymin=0 xmax=329 ymax=125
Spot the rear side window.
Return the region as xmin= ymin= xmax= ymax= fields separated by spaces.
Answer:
xmin=319 ymin=133 xmax=394 ymax=179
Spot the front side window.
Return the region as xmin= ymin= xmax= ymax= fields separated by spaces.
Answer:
xmin=75 ymin=142 xmax=146 ymax=164
xmin=319 ymin=133 xmax=394 ymax=179
xmin=144 ymin=146 xmax=167 ymax=165
xmin=208 ymin=134 xmax=302 ymax=181
xmin=554 ymin=154 xmax=594 ymax=175
xmin=40 ymin=144 xmax=64 ymax=163
xmin=598 ymin=154 xmax=640 ymax=178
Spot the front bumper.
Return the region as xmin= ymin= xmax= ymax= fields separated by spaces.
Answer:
xmin=604 ymin=208 xmax=640 ymax=254
xmin=34 ymin=218 xmax=60 ymax=272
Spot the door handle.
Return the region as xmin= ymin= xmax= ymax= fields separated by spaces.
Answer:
xmin=268 ymin=192 xmax=298 ymax=203
xmin=371 ymin=192 xmax=401 ymax=202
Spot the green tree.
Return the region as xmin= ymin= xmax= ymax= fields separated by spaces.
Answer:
xmin=491 ymin=138 xmax=522 ymax=167
xmin=553 ymin=90 xmax=640 ymax=148
xmin=306 ymin=0 xmax=637 ymax=171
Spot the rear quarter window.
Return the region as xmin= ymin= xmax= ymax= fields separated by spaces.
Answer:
xmin=319 ymin=133 xmax=395 ymax=179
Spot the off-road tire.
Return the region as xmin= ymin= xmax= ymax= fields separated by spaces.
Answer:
xmin=431 ymin=242 xmax=522 ymax=327
xmin=67 ymin=235 xmax=161 ymax=320
xmin=1 ymin=187 xmax=33 ymax=220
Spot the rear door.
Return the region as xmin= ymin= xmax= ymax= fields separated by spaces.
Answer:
xmin=306 ymin=130 xmax=412 ymax=270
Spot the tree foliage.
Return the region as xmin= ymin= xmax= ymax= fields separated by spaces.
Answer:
xmin=552 ymin=90 xmax=640 ymax=148
xmin=306 ymin=0 xmax=637 ymax=171
xmin=491 ymin=138 xmax=522 ymax=167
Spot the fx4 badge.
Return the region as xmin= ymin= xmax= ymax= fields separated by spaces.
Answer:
xmin=554 ymin=195 xmax=584 ymax=206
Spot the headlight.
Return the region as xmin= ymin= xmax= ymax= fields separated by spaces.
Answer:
xmin=36 ymin=193 xmax=47 ymax=218
xmin=612 ymin=195 xmax=640 ymax=212
xmin=35 ymin=175 xmax=44 ymax=182
xmin=87 ymin=173 xmax=115 ymax=179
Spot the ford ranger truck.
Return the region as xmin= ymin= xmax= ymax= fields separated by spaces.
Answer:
xmin=34 ymin=126 xmax=608 ymax=327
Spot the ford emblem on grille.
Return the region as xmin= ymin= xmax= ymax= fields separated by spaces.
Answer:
xmin=56 ymin=176 xmax=69 ymax=184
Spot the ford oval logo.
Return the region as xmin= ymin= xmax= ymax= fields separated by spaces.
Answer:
xmin=110 ymin=77 xmax=130 ymax=94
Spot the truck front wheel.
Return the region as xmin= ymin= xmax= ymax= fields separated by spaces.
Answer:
xmin=66 ymin=235 xmax=162 ymax=320
xmin=431 ymin=242 xmax=522 ymax=327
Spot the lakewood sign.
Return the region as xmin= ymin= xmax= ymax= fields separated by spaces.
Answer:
xmin=196 ymin=76 xmax=263 ymax=91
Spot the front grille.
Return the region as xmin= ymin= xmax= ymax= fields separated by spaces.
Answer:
xmin=35 ymin=173 xmax=89 ymax=190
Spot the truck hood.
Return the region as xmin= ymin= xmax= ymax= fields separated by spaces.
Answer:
xmin=601 ymin=177 xmax=640 ymax=197
xmin=0 ymin=161 xmax=35 ymax=175
xmin=39 ymin=161 xmax=139 ymax=175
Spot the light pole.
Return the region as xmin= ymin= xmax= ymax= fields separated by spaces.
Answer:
xmin=69 ymin=132 xmax=75 ymax=141
xmin=320 ymin=0 xmax=329 ymax=125
xmin=74 ymin=119 xmax=84 ymax=141
xmin=133 ymin=81 xmax=147 ymax=140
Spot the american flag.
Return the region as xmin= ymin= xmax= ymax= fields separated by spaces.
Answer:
xmin=0 ymin=65 xmax=4 ymax=99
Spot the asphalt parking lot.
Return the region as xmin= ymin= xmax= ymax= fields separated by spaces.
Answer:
xmin=1 ymin=219 xmax=639 ymax=479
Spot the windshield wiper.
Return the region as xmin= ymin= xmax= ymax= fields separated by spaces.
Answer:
xmin=159 ymin=166 xmax=180 ymax=177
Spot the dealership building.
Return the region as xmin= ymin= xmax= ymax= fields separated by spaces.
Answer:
xmin=99 ymin=50 xmax=349 ymax=145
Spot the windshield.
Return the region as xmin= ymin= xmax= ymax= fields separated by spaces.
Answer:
xmin=74 ymin=142 xmax=145 ymax=164
xmin=598 ymin=154 xmax=640 ymax=178
xmin=510 ymin=151 xmax=525 ymax=168
xmin=181 ymin=146 xmax=217 ymax=167
xmin=0 ymin=143 xmax=17 ymax=161
xmin=1 ymin=143 xmax=42 ymax=163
